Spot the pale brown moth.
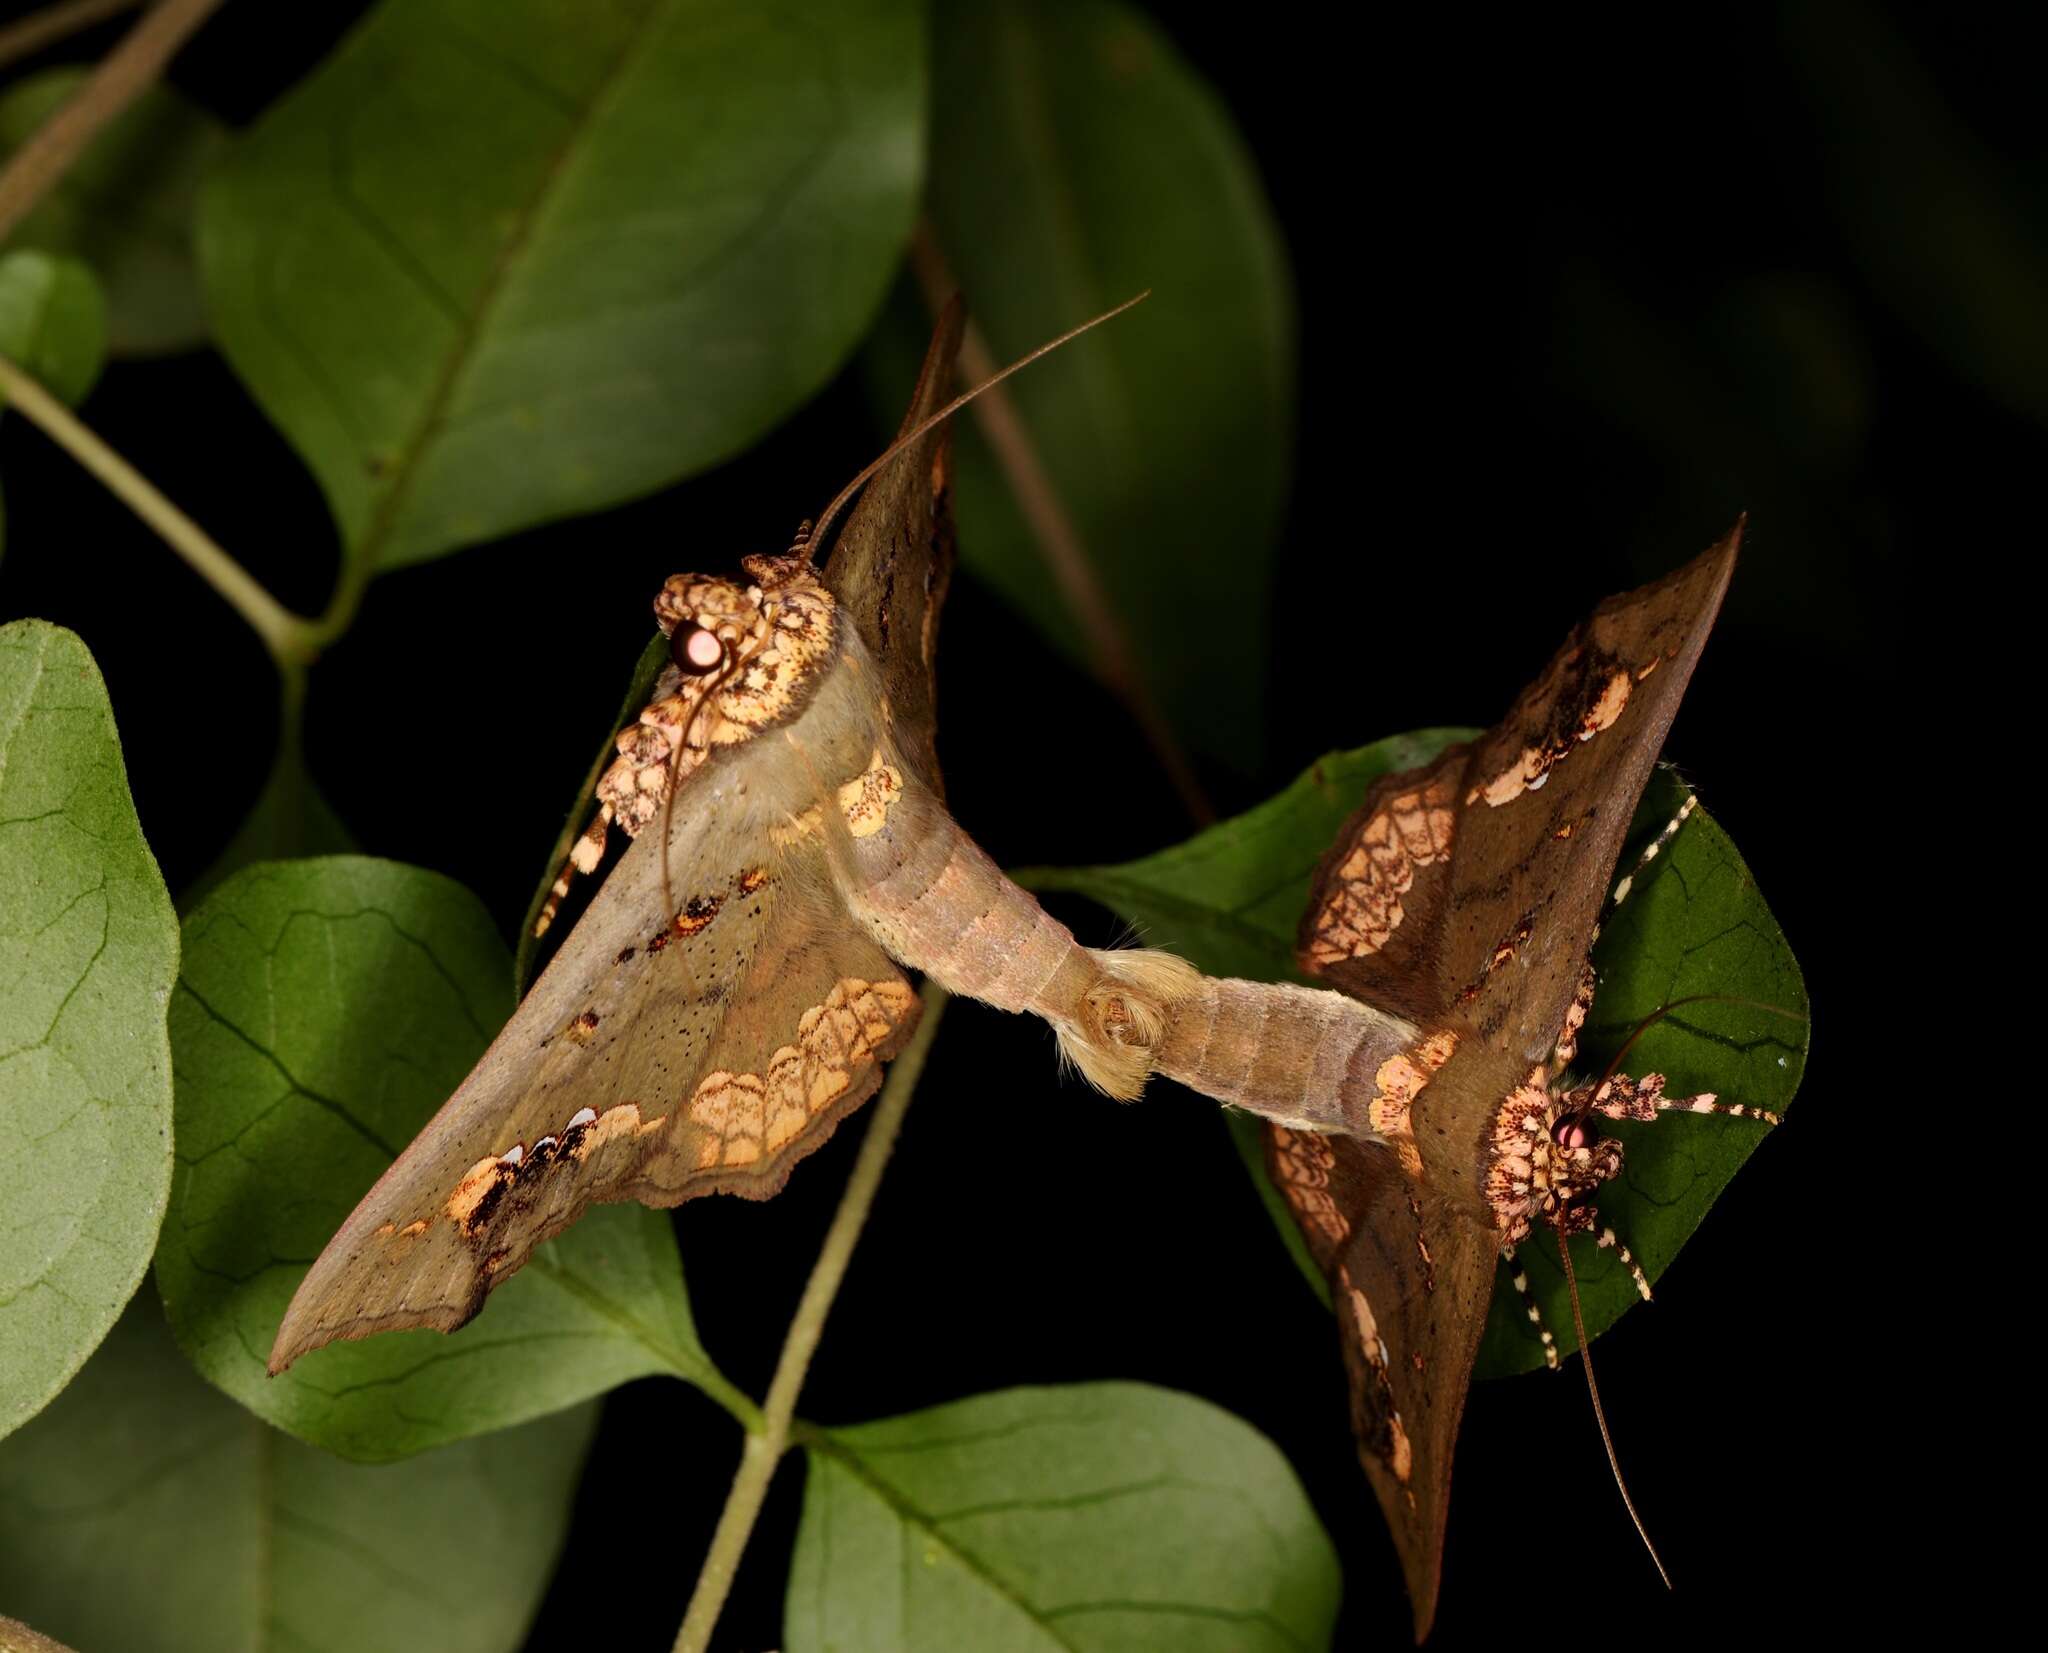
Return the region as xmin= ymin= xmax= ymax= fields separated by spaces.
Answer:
xmin=1123 ymin=530 xmax=1772 ymax=1637
xmin=269 ymin=302 xmax=1200 ymax=1373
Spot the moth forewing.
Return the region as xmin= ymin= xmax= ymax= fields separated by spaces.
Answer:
xmin=268 ymin=605 xmax=915 ymax=1372
xmin=1224 ymin=527 xmax=1762 ymax=1638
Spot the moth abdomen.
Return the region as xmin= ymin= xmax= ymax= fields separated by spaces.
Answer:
xmin=824 ymin=768 xmax=1200 ymax=1099
xmin=1150 ymin=977 xmax=1419 ymax=1135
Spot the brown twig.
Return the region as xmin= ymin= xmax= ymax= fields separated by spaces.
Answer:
xmin=0 ymin=0 xmax=221 ymax=242
xmin=909 ymin=224 xmax=1214 ymax=825
xmin=0 ymin=0 xmax=141 ymax=73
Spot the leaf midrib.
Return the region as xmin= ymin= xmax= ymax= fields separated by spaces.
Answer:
xmin=352 ymin=0 xmax=682 ymax=571
xmin=806 ymin=1432 xmax=1312 ymax=1653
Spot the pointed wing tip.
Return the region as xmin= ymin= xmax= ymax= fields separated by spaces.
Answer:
xmin=1401 ymin=1513 xmax=1447 ymax=1644
xmin=267 ymin=1315 xmax=316 ymax=1376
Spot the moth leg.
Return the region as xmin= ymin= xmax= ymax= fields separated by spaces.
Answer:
xmin=1593 ymin=1224 xmax=1652 ymax=1302
xmin=1550 ymin=963 xmax=1599 ymax=1077
xmin=532 ymin=697 xmax=696 ymax=938
xmin=1604 ymin=791 xmax=1698 ymax=916
xmin=1504 ymin=1245 xmax=1560 ymax=1369
xmin=1584 ymin=1072 xmax=1781 ymax=1128
xmin=535 ymin=803 xmax=617 ymax=937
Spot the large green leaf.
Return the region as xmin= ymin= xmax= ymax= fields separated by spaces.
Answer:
xmin=0 ymin=71 xmax=225 ymax=356
xmin=788 ymin=1383 xmax=1340 ymax=1651
xmin=0 ymin=249 xmax=105 ymax=406
xmin=0 ymin=622 xmax=177 ymax=1442
xmin=0 ymin=1297 xmax=594 ymax=1653
xmin=158 ymin=855 xmax=724 ymax=1460
xmin=878 ymin=0 xmax=1293 ymax=769
xmin=1034 ymin=740 xmax=1807 ymax=1374
xmin=200 ymin=0 xmax=926 ymax=573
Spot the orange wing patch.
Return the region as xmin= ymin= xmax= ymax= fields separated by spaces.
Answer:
xmin=1305 ymin=780 xmax=1457 ymax=965
xmin=1269 ymin=1126 xmax=1350 ymax=1250
xmin=688 ymin=978 xmax=917 ymax=1169
xmin=416 ymin=1102 xmax=658 ymax=1247
xmin=837 ymin=748 xmax=904 ymax=839
xmin=1339 ymin=1262 xmax=1415 ymax=1487
xmin=1467 ymin=649 xmax=1646 ymax=808
xmin=1367 ymin=1030 xmax=1457 ymax=1178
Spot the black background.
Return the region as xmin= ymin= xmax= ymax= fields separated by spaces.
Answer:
xmin=0 ymin=1 xmax=1924 ymax=1646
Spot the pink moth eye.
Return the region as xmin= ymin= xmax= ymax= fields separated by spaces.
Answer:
xmin=672 ymin=623 xmax=725 ymax=674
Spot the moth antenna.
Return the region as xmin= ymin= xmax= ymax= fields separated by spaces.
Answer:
xmin=1504 ymin=1245 xmax=1559 ymax=1369
xmin=799 ymin=290 xmax=1151 ymax=566
xmin=1557 ymin=1226 xmax=1672 ymax=1590
xmin=1595 ymin=993 xmax=1807 ymax=1090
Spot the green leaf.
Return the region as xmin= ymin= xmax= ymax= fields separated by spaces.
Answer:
xmin=200 ymin=0 xmax=927 ymax=573
xmin=0 ymin=250 xmax=106 ymax=406
xmin=0 ymin=621 xmax=177 ymax=1443
xmin=1032 ymin=740 xmax=1808 ymax=1370
xmin=514 ymin=630 xmax=667 ymax=994
xmin=0 ymin=1297 xmax=594 ymax=1653
xmin=0 ymin=70 xmax=226 ymax=356
xmin=1474 ymin=768 xmax=1809 ymax=1375
xmin=881 ymin=0 xmax=1293 ymax=769
xmin=158 ymin=855 xmax=724 ymax=1460
xmin=788 ymin=1383 xmax=1340 ymax=1652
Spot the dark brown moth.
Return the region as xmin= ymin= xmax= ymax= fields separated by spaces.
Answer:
xmin=270 ymin=302 xmax=1197 ymax=1373
xmin=1135 ymin=527 xmax=1768 ymax=1637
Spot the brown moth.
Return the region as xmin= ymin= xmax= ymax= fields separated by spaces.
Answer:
xmin=269 ymin=303 xmax=1197 ymax=1374
xmin=1131 ymin=527 xmax=1765 ymax=1636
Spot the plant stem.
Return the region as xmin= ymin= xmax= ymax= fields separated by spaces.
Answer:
xmin=670 ymin=986 xmax=949 ymax=1653
xmin=0 ymin=0 xmax=223 ymax=241
xmin=0 ymin=0 xmax=141 ymax=72
xmin=0 ymin=352 xmax=320 ymax=663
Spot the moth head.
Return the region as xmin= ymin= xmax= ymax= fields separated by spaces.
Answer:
xmin=650 ymin=564 xmax=836 ymax=731
xmin=1537 ymin=1095 xmax=1624 ymax=1234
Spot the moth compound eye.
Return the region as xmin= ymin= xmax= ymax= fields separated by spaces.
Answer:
xmin=1550 ymin=1114 xmax=1593 ymax=1151
xmin=672 ymin=623 xmax=724 ymax=675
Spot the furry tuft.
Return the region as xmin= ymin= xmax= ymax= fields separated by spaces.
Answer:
xmin=1054 ymin=947 xmax=1203 ymax=1101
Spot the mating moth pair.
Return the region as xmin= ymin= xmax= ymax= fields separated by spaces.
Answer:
xmin=270 ymin=305 xmax=1781 ymax=1638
